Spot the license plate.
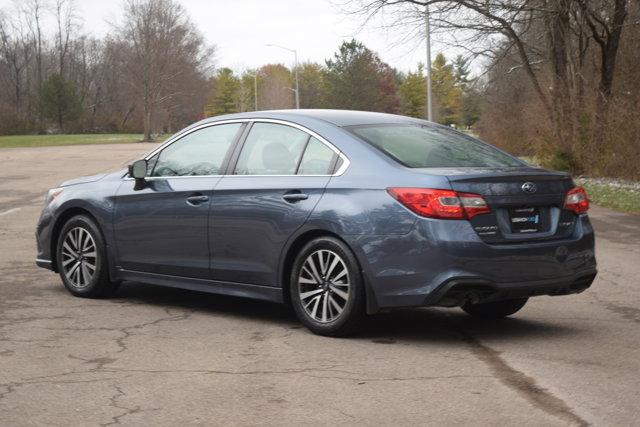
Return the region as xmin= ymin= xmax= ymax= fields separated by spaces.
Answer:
xmin=509 ymin=207 xmax=542 ymax=233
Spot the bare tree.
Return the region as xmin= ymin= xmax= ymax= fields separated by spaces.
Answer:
xmin=0 ymin=0 xmax=213 ymax=135
xmin=0 ymin=11 xmax=32 ymax=118
xmin=578 ymin=0 xmax=629 ymax=150
xmin=116 ymin=0 xmax=213 ymax=141
xmin=54 ymin=0 xmax=77 ymax=77
xmin=257 ymin=64 xmax=294 ymax=110
xmin=347 ymin=1 xmax=557 ymax=116
xmin=346 ymin=0 xmax=635 ymax=172
xmin=23 ymin=0 xmax=46 ymax=96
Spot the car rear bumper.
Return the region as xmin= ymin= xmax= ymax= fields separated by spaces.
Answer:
xmin=346 ymin=213 xmax=597 ymax=310
xmin=424 ymin=269 xmax=596 ymax=307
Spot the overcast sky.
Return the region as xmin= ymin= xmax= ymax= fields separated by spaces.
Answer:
xmin=0 ymin=0 xmax=454 ymax=73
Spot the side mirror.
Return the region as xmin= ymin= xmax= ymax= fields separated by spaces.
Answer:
xmin=128 ymin=159 xmax=148 ymax=180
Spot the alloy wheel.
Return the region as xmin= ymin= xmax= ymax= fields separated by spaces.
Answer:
xmin=61 ymin=226 xmax=97 ymax=289
xmin=298 ymin=249 xmax=350 ymax=323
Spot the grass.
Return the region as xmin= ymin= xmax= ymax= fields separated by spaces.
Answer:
xmin=0 ymin=133 xmax=153 ymax=148
xmin=519 ymin=156 xmax=640 ymax=214
xmin=580 ymin=182 xmax=640 ymax=214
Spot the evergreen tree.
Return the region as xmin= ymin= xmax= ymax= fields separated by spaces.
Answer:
xmin=399 ymin=64 xmax=426 ymax=118
xmin=453 ymin=55 xmax=481 ymax=128
xmin=453 ymin=55 xmax=471 ymax=90
xmin=325 ymin=39 xmax=399 ymax=113
xmin=39 ymin=74 xmax=82 ymax=131
xmin=431 ymin=53 xmax=461 ymax=126
xmin=204 ymin=68 xmax=240 ymax=116
xmin=298 ymin=62 xmax=327 ymax=108
xmin=459 ymin=88 xmax=482 ymax=128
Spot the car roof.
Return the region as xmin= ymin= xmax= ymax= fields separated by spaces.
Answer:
xmin=202 ymin=109 xmax=425 ymax=127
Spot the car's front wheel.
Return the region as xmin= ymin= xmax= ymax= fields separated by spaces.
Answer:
xmin=290 ymin=237 xmax=365 ymax=336
xmin=56 ymin=215 xmax=118 ymax=298
xmin=462 ymin=297 xmax=528 ymax=319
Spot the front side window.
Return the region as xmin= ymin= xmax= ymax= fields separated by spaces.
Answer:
xmin=234 ymin=123 xmax=309 ymax=175
xmin=151 ymin=123 xmax=242 ymax=177
xmin=350 ymin=124 xmax=523 ymax=168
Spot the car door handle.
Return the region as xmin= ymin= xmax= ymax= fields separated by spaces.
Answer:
xmin=186 ymin=194 xmax=209 ymax=206
xmin=282 ymin=192 xmax=309 ymax=203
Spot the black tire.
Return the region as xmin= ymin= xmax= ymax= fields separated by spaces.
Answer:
xmin=290 ymin=236 xmax=365 ymax=337
xmin=56 ymin=214 xmax=119 ymax=298
xmin=462 ymin=297 xmax=528 ymax=319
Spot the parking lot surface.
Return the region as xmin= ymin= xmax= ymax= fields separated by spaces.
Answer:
xmin=1 ymin=143 xmax=639 ymax=426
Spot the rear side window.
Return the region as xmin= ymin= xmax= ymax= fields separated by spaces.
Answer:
xmin=297 ymin=137 xmax=336 ymax=175
xmin=350 ymin=124 xmax=523 ymax=168
xmin=235 ymin=123 xmax=308 ymax=175
xmin=151 ymin=123 xmax=241 ymax=176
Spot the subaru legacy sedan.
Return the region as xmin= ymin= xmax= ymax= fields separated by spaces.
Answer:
xmin=35 ymin=110 xmax=596 ymax=336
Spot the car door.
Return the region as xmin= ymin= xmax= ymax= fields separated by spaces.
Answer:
xmin=113 ymin=121 xmax=245 ymax=279
xmin=210 ymin=121 xmax=340 ymax=286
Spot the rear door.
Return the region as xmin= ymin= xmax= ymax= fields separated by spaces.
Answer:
xmin=113 ymin=122 xmax=244 ymax=278
xmin=210 ymin=121 xmax=340 ymax=286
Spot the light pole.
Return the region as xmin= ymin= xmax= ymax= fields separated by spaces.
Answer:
xmin=247 ymin=72 xmax=258 ymax=111
xmin=425 ymin=5 xmax=433 ymax=121
xmin=265 ymin=43 xmax=300 ymax=109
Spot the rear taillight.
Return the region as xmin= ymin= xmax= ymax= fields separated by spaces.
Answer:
xmin=387 ymin=188 xmax=490 ymax=220
xmin=564 ymin=186 xmax=589 ymax=214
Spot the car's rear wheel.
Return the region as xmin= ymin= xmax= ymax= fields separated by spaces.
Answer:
xmin=462 ymin=297 xmax=528 ymax=319
xmin=56 ymin=215 xmax=118 ymax=298
xmin=290 ymin=237 xmax=365 ymax=336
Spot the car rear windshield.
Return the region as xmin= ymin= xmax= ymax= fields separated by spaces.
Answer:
xmin=350 ymin=124 xmax=523 ymax=168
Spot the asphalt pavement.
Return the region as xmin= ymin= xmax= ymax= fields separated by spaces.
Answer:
xmin=1 ymin=143 xmax=639 ymax=426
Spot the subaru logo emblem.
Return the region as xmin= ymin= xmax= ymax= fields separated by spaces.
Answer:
xmin=521 ymin=182 xmax=537 ymax=194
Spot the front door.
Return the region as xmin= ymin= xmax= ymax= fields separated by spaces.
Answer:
xmin=113 ymin=122 xmax=244 ymax=278
xmin=211 ymin=122 xmax=339 ymax=286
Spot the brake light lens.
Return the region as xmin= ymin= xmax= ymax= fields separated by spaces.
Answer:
xmin=387 ymin=188 xmax=490 ymax=219
xmin=564 ymin=186 xmax=589 ymax=214
xmin=458 ymin=192 xmax=492 ymax=219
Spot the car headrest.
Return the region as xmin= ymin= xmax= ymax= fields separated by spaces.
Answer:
xmin=262 ymin=142 xmax=294 ymax=173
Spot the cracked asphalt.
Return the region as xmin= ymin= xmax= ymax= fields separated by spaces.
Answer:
xmin=1 ymin=143 xmax=639 ymax=426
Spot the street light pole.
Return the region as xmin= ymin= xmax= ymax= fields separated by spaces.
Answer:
xmin=265 ymin=44 xmax=300 ymax=109
xmin=245 ymin=72 xmax=258 ymax=111
xmin=425 ymin=5 xmax=433 ymax=122
xmin=293 ymin=49 xmax=300 ymax=109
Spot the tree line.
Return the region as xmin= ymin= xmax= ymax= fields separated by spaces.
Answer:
xmin=350 ymin=0 xmax=640 ymax=179
xmin=0 ymin=0 xmax=212 ymax=140
xmin=0 ymin=0 xmax=479 ymax=142
xmin=2 ymin=0 xmax=639 ymax=179
xmin=205 ymin=40 xmax=480 ymax=129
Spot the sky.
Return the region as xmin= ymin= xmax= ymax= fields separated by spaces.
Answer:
xmin=0 ymin=0 xmax=456 ymax=73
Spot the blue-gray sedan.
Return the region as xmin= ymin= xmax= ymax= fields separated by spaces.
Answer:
xmin=35 ymin=110 xmax=597 ymax=336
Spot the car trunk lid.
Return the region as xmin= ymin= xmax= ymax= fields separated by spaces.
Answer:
xmin=414 ymin=166 xmax=576 ymax=243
